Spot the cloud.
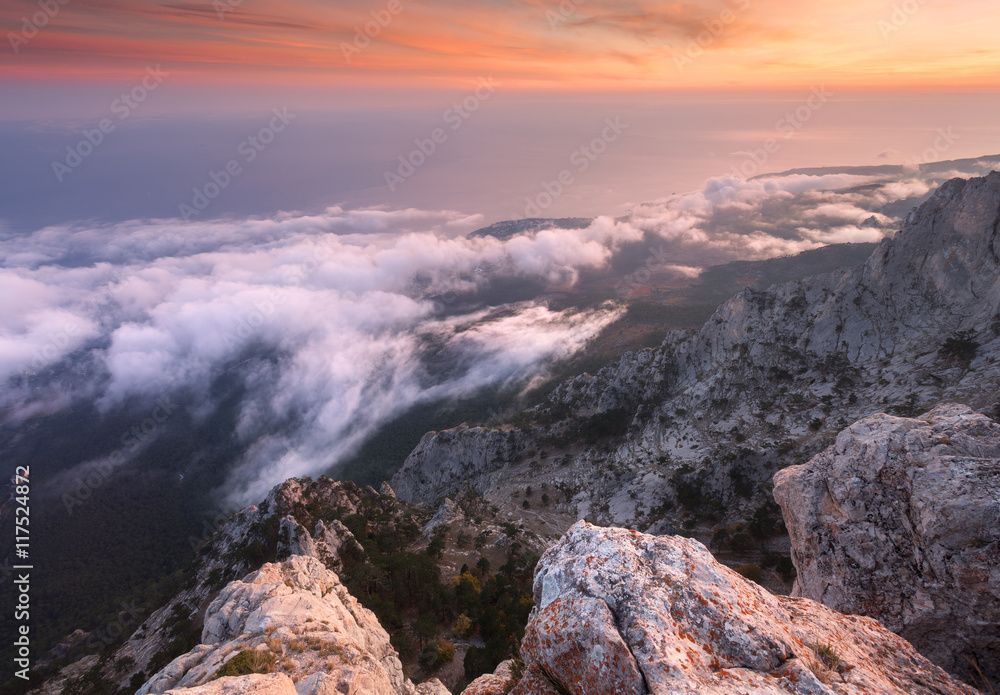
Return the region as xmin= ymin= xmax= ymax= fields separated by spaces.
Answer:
xmin=2 ymin=206 xmax=636 ymax=503
xmin=5 ymin=157 xmax=995 ymax=503
xmin=622 ymin=166 xmax=985 ymax=265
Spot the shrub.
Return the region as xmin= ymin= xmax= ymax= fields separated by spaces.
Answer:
xmin=214 ymin=649 xmax=276 ymax=679
xmin=128 ymin=673 xmax=147 ymax=692
xmin=939 ymin=330 xmax=980 ymax=362
xmin=730 ymin=533 xmax=753 ymax=553
xmin=453 ymin=613 xmax=474 ymax=638
xmin=710 ymin=528 xmax=730 ymax=549
xmin=419 ymin=638 xmax=456 ymax=671
xmin=776 ymin=556 xmax=796 ymax=579
xmin=734 ymin=564 xmax=763 ymax=584
xmin=806 ymin=642 xmax=843 ymax=684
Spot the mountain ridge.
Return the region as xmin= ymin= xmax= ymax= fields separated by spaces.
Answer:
xmin=391 ymin=172 xmax=1000 ymax=535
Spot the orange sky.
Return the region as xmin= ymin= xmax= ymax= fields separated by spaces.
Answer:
xmin=2 ymin=0 xmax=999 ymax=89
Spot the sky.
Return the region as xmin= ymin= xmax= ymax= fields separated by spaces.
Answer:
xmin=2 ymin=0 xmax=999 ymax=94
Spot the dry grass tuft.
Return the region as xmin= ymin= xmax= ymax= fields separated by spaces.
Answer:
xmin=805 ymin=642 xmax=843 ymax=684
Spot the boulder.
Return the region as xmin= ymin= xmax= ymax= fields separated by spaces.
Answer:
xmin=460 ymin=661 xmax=516 ymax=695
xmin=774 ymin=404 xmax=1000 ymax=684
xmin=415 ymin=679 xmax=452 ymax=695
xmin=504 ymin=521 xmax=975 ymax=694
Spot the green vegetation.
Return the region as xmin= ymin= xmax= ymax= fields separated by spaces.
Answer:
xmin=939 ymin=330 xmax=980 ymax=362
xmin=259 ymin=480 xmax=539 ymax=684
xmin=734 ymin=564 xmax=763 ymax=584
xmin=807 ymin=642 xmax=844 ymax=684
xmin=419 ymin=639 xmax=456 ymax=671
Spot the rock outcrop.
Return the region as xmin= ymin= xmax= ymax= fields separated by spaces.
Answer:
xmin=139 ymin=554 xmax=439 ymax=695
xmin=166 ymin=673 xmax=297 ymax=695
xmin=138 ymin=555 xmax=409 ymax=694
xmin=500 ymin=521 xmax=976 ymax=695
xmin=774 ymin=403 xmax=1000 ymax=685
xmin=51 ymin=478 xmax=426 ymax=694
xmin=392 ymin=425 xmax=533 ymax=506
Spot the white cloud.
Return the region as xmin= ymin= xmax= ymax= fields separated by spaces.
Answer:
xmin=5 ymin=159 xmax=992 ymax=502
xmin=2 ymin=206 xmax=631 ymax=502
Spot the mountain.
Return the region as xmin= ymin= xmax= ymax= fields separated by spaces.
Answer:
xmin=391 ymin=172 xmax=1000 ymax=550
xmin=13 ymin=170 xmax=1000 ymax=695
xmin=34 ymin=447 xmax=991 ymax=694
xmin=32 ymin=478 xmax=540 ymax=695
xmin=468 ymin=218 xmax=593 ymax=241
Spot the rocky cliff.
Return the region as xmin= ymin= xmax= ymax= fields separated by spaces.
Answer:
xmin=774 ymin=403 xmax=1000 ymax=687
xmin=137 ymin=555 xmax=444 ymax=695
xmin=45 ymin=479 xmax=440 ymax=695
xmin=488 ymin=521 xmax=977 ymax=695
xmin=392 ymin=173 xmax=1000 ymax=537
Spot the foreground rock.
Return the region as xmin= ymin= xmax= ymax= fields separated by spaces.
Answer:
xmin=139 ymin=555 xmax=439 ymax=695
xmin=774 ymin=403 xmax=1000 ymax=685
xmin=500 ymin=521 xmax=975 ymax=695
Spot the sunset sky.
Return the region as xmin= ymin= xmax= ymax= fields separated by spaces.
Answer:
xmin=3 ymin=0 xmax=999 ymax=92
xmin=2 ymin=1 xmax=1000 ymax=230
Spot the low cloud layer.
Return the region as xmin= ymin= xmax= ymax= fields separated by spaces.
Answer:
xmin=623 ymin=158 xmax=1000 ymax=267
xmin=1 ymin=206 xmax=638 ymax=503
xmin=4 ymin=156 xmax=998 ymax=503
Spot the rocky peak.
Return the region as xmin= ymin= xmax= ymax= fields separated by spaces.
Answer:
xmin=774 ymin=403 xmax=1000 ymax=687
xmin=137 ymin=554 xmax=443 ymax=695
xmin=496 ymin=521 xmax=976 ymax=695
